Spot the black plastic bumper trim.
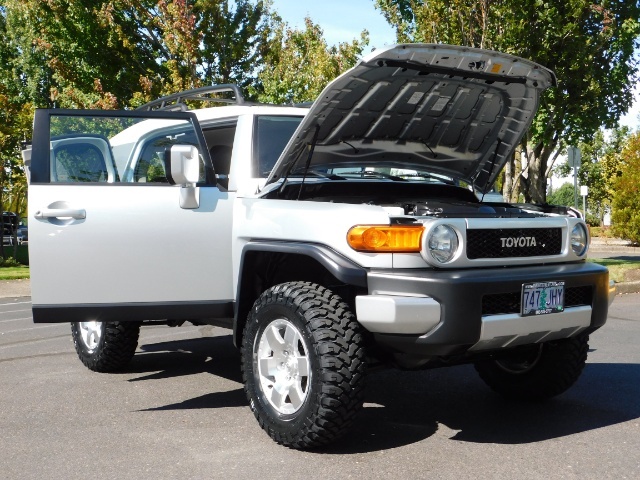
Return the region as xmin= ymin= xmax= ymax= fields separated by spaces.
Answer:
xmin=366 ymin=262 xmax=610 ymax=356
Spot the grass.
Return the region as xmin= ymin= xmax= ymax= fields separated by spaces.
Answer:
xmin=0 ymin=266 xmax=30 ymax=280
xmin=589 ymin=258 xmax=640 ymax=283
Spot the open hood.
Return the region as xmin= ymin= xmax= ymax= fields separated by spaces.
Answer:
xmin=265 ymin=44 xmax=555 ymax=192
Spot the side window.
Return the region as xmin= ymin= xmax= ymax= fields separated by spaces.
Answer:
xmin=50 ymin=135 xmax=117 ymax=183
xmin=41 ymin=113 xmax=212 ymax=185
xmin=253 ymin=116 xmax=303 ymax=177
xmin=133 ymin=130 xmax=200 ymax=183
xmin=54 ymin=143 xmax=107 ymax=182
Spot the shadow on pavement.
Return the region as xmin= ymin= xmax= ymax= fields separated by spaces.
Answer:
xmin=323 ymin=362 xmax=640 ymax=454
xmin=123 ymin=336 xmax=640 ymax=453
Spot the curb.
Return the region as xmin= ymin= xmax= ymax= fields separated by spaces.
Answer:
xmin=615 ymin=280 xmax=640 ymax=295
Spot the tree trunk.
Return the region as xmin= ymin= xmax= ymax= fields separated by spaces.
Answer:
xmin=503 ymin=147 xmax=522 ymax=202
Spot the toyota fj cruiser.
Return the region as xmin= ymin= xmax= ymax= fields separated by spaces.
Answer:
xmin=25 ymin=44 xmax=616 ymax=449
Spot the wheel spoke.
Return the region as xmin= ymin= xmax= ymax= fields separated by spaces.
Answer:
xmin=288 ymin=384 xmax=305 ymax=409
xmin=259 ymin=357 xmax=278 ymax=376
xmin=270 ymin=386 xmax=288 ymax=409
xmin=283 ymin=324 xmax=299 ymax=347
xmin=264 ymin=324 xmax=285 ymax=349
xmin=296 ymin=355 xmax=309 ymax=377
xmin=79 ymin=321 xmax=102 ymax=350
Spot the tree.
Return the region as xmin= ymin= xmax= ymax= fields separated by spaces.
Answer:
xmin=0 ymin=81 xmax=32 ymax=257
xmin=375 ymin=0 xmax=640 ymax=203
xmin=0 ymin=1 xmax=277 ymax=108
xmin=197 ymin=0 xmax=276 ymax=93
xmin=0 ymin=0 xmax=164 ymax=109
xmin=555 ymin=126 xmax=630 ymax=223
xmin=547 ymin=182 xmax=575 ymax=208
xmin=611 ymin=132 xmax=640 ymax=244
xmin=255 ymin=17 xmax=369 ymax=104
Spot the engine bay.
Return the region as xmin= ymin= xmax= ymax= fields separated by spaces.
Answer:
xmin=265 ymin=180 xmax=575 ymax=219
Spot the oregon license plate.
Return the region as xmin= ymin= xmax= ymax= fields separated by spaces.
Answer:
xmin=521 ymin=281 xmax=565 ymax=316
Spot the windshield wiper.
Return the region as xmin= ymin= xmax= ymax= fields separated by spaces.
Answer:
xmin=289 ymin=169 xmax=345 ymax=180
xmin=398 ymin=172 xmax=455 ymax=185
xmin=339 ymin=170 xmax=407 ymax=181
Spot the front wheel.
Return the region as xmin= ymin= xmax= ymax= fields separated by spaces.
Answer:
xmin=71 ymin=321 xmax=140 ymax=372
xmin=241 ymin=282 xmax=366 ymax=449
xmin=474 ymin=334 xmax=589 ymax=400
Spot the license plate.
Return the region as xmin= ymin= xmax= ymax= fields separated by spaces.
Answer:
xmin=521 ymin=281 xmax=565 ymax=316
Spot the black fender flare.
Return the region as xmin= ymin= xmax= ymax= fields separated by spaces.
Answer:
xmin=233 ymin=241 xmax=367 ymax=347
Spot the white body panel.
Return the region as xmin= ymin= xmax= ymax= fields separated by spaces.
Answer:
xmin=29 ymin=184 xmax=234 ymax=304
xmin=232 ymin=198 xmax=395 ymax=278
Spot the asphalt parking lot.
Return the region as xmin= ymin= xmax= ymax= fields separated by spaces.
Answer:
xmin=1 ymin=294 xmax=638 ymax=480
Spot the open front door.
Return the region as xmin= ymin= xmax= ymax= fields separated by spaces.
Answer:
xmin=28 ymin=109 xmax=234 ymax=323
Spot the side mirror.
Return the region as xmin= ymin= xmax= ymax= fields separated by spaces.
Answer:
xmin=167 ymin=144 xmax=200 ymax=185
xmin=167 ymin=144 xmax=201 ymax=209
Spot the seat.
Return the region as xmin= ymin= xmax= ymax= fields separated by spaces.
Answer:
xmin=209 ymin=145 xmax=232 ymax=189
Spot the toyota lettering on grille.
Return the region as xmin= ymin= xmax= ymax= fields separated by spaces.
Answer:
xmin=500 ymin=236 xmax=538 ymax=248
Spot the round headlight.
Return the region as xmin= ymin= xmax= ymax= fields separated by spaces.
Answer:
xmin=428 ymin=224 xmax=459 ymax=263
xmin=570 ymin=223 xmax=588 ymax=256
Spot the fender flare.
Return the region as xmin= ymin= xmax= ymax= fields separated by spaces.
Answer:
xmin=233 ymin=241 xmax=367 ymax=346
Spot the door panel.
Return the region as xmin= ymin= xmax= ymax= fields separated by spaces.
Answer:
xmin=28 ymin=109 xmax=234 ymax=322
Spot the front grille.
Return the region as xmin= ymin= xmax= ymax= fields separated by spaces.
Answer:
xmin=466 ymin=228 xmax=562 ymax=259
xmin=482 ymin=286 xmax=593 ymax=316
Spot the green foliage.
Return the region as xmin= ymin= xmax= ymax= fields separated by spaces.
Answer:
xmin=547 ymin=182 xmax=575 ymax=208
xmin=611 ymin=132 xmax=640 ymax=244
xmin=375 ymin=1 xmax=640 ymax=204
xmin=0 ymin=256 xmax=20 ymax=267
xmin=255 ymin=17 xmax=369 ymax=104
xmin=197 ymin=0 xmax=275 ymax=93
xmin=0 ymin=0 xmax=278 ymax=108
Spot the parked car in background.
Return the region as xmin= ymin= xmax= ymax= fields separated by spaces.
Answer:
xmin=17 ymin=223 xmax=28 ymax=244
xmin=2 ymin=212 xmax=19 ymax=245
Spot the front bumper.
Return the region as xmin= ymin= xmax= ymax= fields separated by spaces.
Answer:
xmin=355 ymin=262 xmax=612 ymax=356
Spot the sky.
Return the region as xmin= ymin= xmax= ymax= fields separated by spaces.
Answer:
xmin=270 ymin=0 xmax=639 ymax=132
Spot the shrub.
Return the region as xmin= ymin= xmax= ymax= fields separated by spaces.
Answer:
xmin=0 ymin=257 xmax=21 ymax=267
xmin=611 ymin=132 xmax=640 ymax=244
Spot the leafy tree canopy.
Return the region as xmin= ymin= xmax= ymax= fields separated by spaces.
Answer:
xmin=547 ymin=182 xmax=576 ymax=208
xmin=255 ymin=17 xmax=369 ymax=104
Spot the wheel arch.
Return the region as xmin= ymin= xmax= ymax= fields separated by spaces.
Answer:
xmin=233 ymin=241 xmax=367 ymax=347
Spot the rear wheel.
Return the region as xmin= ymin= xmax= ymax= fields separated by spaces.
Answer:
xmin=241 ymin=282 xmax=366 ymax=449
xmin=474 ymin=334 xmax=589 ymax=400
xmin=71 ymin=321 xmax=140 ymax=372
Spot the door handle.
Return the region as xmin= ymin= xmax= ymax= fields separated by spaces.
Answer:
xmin=35 ymin=208 xmax=86 ymax=220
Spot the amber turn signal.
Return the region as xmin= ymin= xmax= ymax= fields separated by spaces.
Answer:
xmin=347 ymin=225 xmax=424 ymax=252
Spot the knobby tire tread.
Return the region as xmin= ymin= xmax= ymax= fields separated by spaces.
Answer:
xmin=242 ymin=281 xmax=366 ymax=449
xmin=474 ymin=334 xmax=589 ymax=400
xmin=72 ymin=322 xmax=140 ymax=373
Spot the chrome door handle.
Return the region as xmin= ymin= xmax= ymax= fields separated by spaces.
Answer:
xmin=35 ymin=208 xmax=86 ymax=219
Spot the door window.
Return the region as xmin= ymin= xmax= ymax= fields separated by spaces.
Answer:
xmin=31 ymin=110 xmax=213 ymax=185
